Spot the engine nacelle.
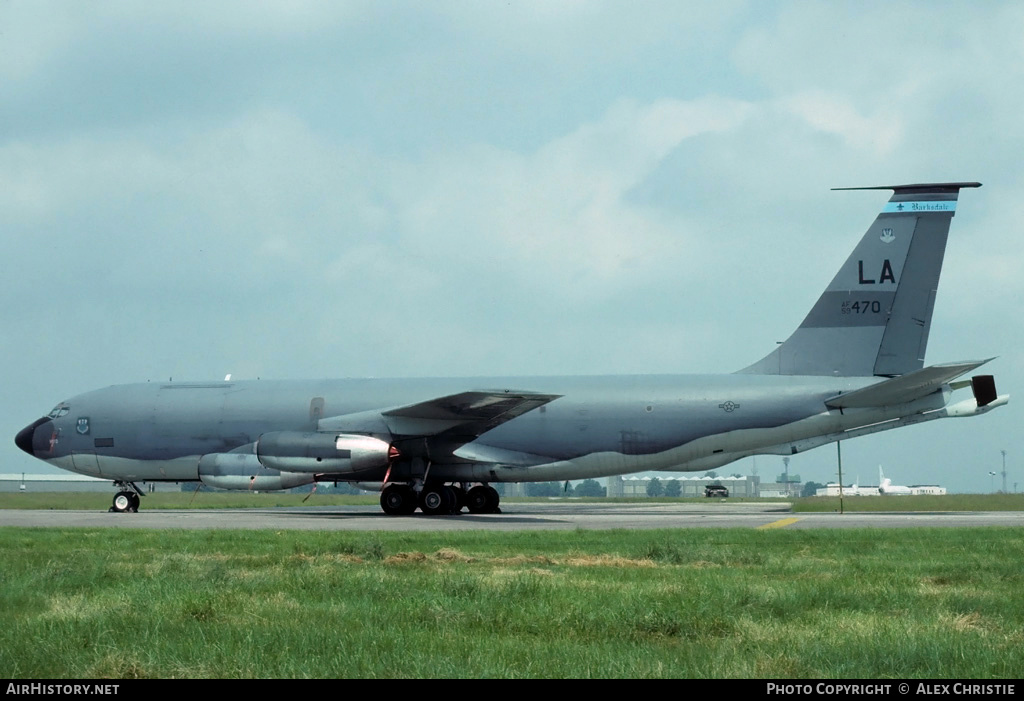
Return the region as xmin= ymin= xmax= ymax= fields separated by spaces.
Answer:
xmin=255 ymin=432 xmax=396 ymax=474
xmin=198 ymin=452 xmax=315 ymax=491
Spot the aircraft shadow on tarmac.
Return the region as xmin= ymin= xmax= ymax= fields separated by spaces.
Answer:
xmin=265 ymin=509 xmax=561 ymax=525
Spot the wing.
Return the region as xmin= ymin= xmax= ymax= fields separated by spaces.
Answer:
xmin=317 ymin=390 xmax=560 ymax=462
xmin=382 ymin=390 xmax=560 ymax=440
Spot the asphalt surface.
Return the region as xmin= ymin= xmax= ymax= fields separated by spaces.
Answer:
xmin=1 ymin=502 xmax=1022 ymax=531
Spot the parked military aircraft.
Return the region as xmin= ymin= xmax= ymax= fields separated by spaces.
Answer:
xmin=16 ymin=182 xmax=1007 ymax=515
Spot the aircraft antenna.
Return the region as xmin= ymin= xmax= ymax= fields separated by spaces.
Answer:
xmin=302 ymin=483 xmax=318 ymax=503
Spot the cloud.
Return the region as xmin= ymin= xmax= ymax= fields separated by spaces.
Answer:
xmin=1 ymin=92 xmax=758 ymax=382
xmin=389 ymin=96 xmax=755 ymax=299
xmin=775 ymin=91 xmax=903 ymax=157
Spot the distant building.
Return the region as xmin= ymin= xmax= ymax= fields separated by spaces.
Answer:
xmin=758 ymin=482 xmax=803 ymax=498
xmin=905 ymin=485 xmax=947 ymax=495
xmin=0 ymin=473 xmax=170 ymax=493
xmin=815 ymin=483 xmax=879 ymax=497
xmin=607 ymin=474 xmax=762 ymax=497
xmin=502 ymin=482 xmax=528 ymax=497
xmin=814 ymin=483 xmax=947 ymax=496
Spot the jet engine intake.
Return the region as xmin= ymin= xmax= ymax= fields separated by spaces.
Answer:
xmin=256 ymin=432 xmax=396 ymax=474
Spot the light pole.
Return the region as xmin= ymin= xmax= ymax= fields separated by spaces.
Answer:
xmin=988 ymin=471 xmax=997 ymax=493
xmin=837 ymin=442 xmax=844 ymax=514
xmin=1001 ymin=450 xmax=1007 ymax=494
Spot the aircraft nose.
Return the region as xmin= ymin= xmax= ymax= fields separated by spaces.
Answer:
xmin=15 ymin=417 xmax=52 ymax=457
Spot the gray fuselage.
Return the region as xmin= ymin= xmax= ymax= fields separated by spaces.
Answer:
xmin=28 ymin=373 xmax=879 ymax=484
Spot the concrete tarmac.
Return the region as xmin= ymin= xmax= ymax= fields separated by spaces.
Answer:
xmin=1 ymin=502 xmax=1022 ymax=531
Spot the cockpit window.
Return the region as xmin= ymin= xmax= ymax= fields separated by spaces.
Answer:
xmin=47 ymin=403 xmax=70 ymax=419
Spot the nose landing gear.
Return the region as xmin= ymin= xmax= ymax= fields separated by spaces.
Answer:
xmin=108 ymin=482 xmax=144 ymax=513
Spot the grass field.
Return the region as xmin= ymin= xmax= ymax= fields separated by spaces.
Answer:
xmin=2 ymin=526 xmax=1023 ymax=678
xmin=2 ymin=491 xmax=1023 ymax=512
xmin=791 ymin=493 xmax=1024 ymax=512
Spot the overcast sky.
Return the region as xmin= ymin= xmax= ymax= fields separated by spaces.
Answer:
xmin=3 ymin=1 xmax=1021 ymax=492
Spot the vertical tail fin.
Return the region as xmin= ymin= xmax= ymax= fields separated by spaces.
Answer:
xmin=741 ymin=182 xmax=981 ymax=377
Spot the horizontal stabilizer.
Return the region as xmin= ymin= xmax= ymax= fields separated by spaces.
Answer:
xmin=826 ymin=360 xmax=992 ymax=409
xmin=832 ymin=182 xmax=982 ymax=193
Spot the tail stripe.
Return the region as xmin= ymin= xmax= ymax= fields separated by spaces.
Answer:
xmin=882 ymin=200 xmax=956 ymax=213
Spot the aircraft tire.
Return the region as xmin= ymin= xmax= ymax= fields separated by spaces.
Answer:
xmin=111 ymin=491 xmax=133 ymax=513
xmin=448 ymin=485 xmax=466 ymax=514
xmin=381 ymin=485 xmax=416 ymax=516
xmin=400 ymin=492 xmax=418 ymax=515
xmin=484 ymin=486 xmax=500 ymax=513
xmin=466 ymin=486 xmax=489 ymax=513
xmin=419 ymin=486 xmax=453 ymax=516
xmin=129 ymin=493 xmax=141 ymax=512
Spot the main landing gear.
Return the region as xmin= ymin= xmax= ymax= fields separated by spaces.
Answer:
xmin=108 ymin=481 xmax=144 ymax=513
xmin=379 ymin=483 xmax=501 ymax=516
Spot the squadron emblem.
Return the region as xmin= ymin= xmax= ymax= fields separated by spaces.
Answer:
xmin=76 ymin=417 xmax=90 ymax=435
